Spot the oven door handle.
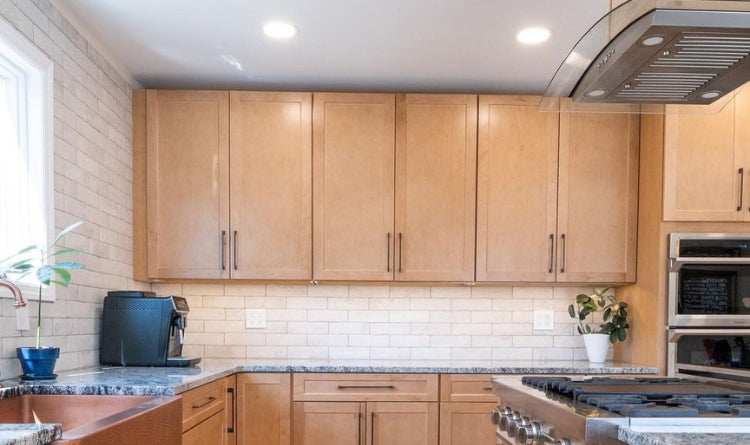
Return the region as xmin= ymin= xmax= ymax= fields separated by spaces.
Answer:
xmin=668 ymin=328 xmax=750 ymax=342
xmin=669 ymin=256 xmax=750 ymax=272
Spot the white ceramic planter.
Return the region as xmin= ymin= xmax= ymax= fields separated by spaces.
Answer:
xmin=582 ymin=333 xmax=610 ymax=363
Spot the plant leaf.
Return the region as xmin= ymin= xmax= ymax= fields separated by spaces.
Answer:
xmin=52 ymin=267 xmax=71 ymax=286
xmin=51 ymin=221 xmax=84 ymax=247
xmin=36 ymin=265 xmax=53 ymax=285
xmin=568 ymin=304 xmax=575 ymax=318
xmin=53 ymin=261 xmax=83 ymax=270
xmin=50 ymin=248 xmax=82 ymax=257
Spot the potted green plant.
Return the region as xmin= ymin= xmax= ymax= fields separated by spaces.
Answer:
xmin=567 ymin=287 xmax=630 ymax=363
xmin=0 ymin=221 xmax=84 ymax=379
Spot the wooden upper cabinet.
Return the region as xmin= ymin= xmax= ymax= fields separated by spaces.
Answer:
xmin=146 ymin=90 xmax=230 ymax=279
xmin=229 ymin=92 xmax=312 ymax=279
xmin=662 ymin=91 xmax=748 ymax=221
xmin=313 ymin=93 xmax=396 ymax=281
xmin=476 ymin=96 xmax=559 ymax=282
xmin=557 ymin=112 xmax=639 ymax=283
xmin=395 ymin=94 xmax=477 ymax=282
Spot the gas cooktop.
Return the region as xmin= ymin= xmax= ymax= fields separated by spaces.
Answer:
xmin=492 ymin=376 xmax=750 ymax=445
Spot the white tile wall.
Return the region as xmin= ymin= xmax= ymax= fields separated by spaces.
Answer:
xmin=0 ymin=0 xmax=143 ymax=379
xmin=157 ymin=284 xmax=601 ymax=365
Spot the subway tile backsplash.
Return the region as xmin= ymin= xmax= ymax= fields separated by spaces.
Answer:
xmin=154 ymin=284 xmax=601 ymax=364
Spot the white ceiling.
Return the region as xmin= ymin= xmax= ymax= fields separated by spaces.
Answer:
xmin=51 ymin=0 xmax=610 ymax=94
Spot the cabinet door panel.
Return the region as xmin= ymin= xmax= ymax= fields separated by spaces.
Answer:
xmin=663 ymin=97 xmax=743 ymax=221
xmin=313 ymin=93 xmax=396 ymax=280
xmin=183 ymin=410 xmax=226 ymax=445
xmin=395 ymin=94 xmax=477 ymax=282
xmin=146 ymin=90 xmax=230 ymax=279
xmin=293 ymin=402 xmax=362 ymax=445
xmin=476 ymin=96 xmax=559 ymax=282
xmin=439 ymin=402 xmax=497 ymax=445
xmin=367 ymin=402 xmax=438 ymax=445
xmin=557 ymin=112 xmax=639 ymax=283
xmin=230 ymin=92 xmax=312 ymax=279
xmin=237 ymin=373 xmax=290 ymax=445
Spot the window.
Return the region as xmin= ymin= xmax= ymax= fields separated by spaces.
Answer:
xmin=0 ymin=17 xmax=54 ymax=299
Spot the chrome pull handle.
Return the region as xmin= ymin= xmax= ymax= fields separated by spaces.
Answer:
xmin=398 ymin=233 xmax=403 ymax=273
xmin=548 ymin=233 xmax=554 ymax=273
xmin=220 ymin=231 xmax=226 ymax=270
xmin=386 ymin=232 xmax=391 ymax=272
xmin=560 ymin=234 xmax=566 ymax=273
xmin=233 ymin=230 xmax=238 ymax=270
xmin=192 ymin=396 xmax=217 ymax=409
xmin=226 ymin=387 xmax=235 ymax=433
xmin=739 ymin=168 xmax=745 ymax=211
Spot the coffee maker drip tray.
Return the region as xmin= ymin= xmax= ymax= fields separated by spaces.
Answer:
xmin=166 ymin=357 xmax=201 ymax=367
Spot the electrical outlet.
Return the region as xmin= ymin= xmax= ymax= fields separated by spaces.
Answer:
xmin=246 ymin=308 xmax=267 ymax=329
xmin=533 ymin=310 xmax=554 ymax=331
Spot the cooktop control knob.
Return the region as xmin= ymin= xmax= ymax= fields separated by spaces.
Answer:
xmin=506 ymin=413 xmax=524 ymax=439
xmin=516 ymin=421 xmax=541 ymax=445
xmin=494 ymin=407 xmax=511 ymax=425
xmin=499 ymin=409 xmax=519 ymax=432
xmin=553 ymin=439 xmax=572 ymax=445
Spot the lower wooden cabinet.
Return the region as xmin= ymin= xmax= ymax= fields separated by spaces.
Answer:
xmin=237 ymin=373 xmax=291 ymax=445
xmin=440 ymin=402 xmax=497 ymax=445
xmin=181 ymin=378 xmax=227 ymax=445
xmin=292 ymin=401 xmax=438 ymax=445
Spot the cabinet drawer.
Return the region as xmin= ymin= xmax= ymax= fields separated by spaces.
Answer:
xmin=182 ymin=378 xmax=226 ymax=432
xmin=293 ymin=373 xmax=438 ymax=402
xmin=440 ymin=374 xmax=497 ymax=403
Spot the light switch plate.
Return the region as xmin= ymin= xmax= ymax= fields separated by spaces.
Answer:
xmin=246 ymin=308 xmax=267 ymax=329
xmin=533 ymin=310 xmax=554 ymax=331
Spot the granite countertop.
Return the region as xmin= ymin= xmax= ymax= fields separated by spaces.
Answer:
xmin=0 ymin=359 xmax=658 ymax=398
xmin=619 ymin=427 xmax=750 ymax=445
xmin=0 ymin=424 xmax=61 ymax=445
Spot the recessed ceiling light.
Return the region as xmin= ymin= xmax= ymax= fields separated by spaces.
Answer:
xmin=516 ymin=27 xmax=551 ymax=45
xmin=263 ymin=21 xmax=298 ymax=40
xmin=701 ymin=90 xmax=722 ymax=99
xmin=640 ymin=36 xmax=665 ymax=47
xmin=586 ymin=89 xmax=607 ymax=98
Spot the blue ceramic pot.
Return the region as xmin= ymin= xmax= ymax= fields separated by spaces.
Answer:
xmin=16 ymin=347 xmax=59 ymax=380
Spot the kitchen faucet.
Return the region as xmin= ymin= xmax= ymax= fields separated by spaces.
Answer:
xmin=0 ymin=279 xmax=27 ymax=308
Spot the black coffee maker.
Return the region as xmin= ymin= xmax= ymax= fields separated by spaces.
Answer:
xmin=100 ymin=291 xmax=200 ymax=367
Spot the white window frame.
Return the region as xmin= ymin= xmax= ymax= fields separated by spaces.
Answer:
xmin=0 ymin=16 xmax=55 ymax=301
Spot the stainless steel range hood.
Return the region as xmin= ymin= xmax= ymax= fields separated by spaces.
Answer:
xmin=541 ymin=0 xmax=750 ymax=112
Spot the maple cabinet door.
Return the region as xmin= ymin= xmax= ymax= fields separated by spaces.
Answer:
xmin=146 ymin=90 xmax=230 ymax=279
xmin=476 ymin=96 xmax=559 ymax=282
xmin=292 ymin=402 xmax=363 ymax=445
xmin=313 ymin=93 xmax=396 ymax=281
xmin=367 ymin=402 xmax=438 ymax=445
xmin=236 ymin=373 xmax=290 ymax=445
xmin=395 ymin=94 xmax=477 ymax=282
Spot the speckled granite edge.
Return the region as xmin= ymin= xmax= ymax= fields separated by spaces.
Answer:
xmin=0 ymin=424 xmax=61 ymax=445
xmin=618 ymin=428 xmax=750 ymax=445
xmin=236 ymin=364 xmax=659 ymax=374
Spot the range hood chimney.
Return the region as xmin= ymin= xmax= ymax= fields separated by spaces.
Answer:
xmin=542 ymin=0 xmax=750 ymax=110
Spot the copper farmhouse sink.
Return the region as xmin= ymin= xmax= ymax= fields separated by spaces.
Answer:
xmin=0 ymin=394 xmax=181 ymax=444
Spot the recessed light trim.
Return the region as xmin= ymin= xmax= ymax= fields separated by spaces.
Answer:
xmin=701 ymin=90 xmax=722 ymax=99
xmin=640 ymin=35 xmax=665 ymax=47
xmin=517 ymin=27 xmax=551 ymax=45
xmin=586 ymin=89 xmax=607 ymax=98
xmin=263 ymin=21 xmax=298 ymax=40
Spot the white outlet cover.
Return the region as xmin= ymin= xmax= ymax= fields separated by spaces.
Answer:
xmin=533 ymin=310 xmax=554 ymax=331
xmin=245 ymin=308 xmax=267 ymax=329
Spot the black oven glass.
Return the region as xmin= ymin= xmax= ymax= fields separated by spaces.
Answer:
xmin=676 ymin=334 xmax=750 ymax=369
xmin=679 ymin=239 xmax=750 ymax=257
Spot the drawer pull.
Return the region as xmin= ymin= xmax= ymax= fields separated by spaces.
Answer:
xmin=337 ymin=385 xmax=396 ymax=390
xmin=192 ymin=396 xmax=217 ymax=409
xmin=483 ymin=385 xmax=493 ymax=391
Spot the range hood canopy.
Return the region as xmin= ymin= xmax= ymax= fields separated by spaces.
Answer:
xmin=542 ymin=0 xmax=750 ymax=112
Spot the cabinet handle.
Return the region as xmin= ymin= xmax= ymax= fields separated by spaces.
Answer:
xmin=357 ymin=411 xmax=363 ymax=445
xmin=337 ymin=385 xmax=396 ymax=390
xmin=220 ymin=231 xmax=226 ymax=270
xmin=398 ymin=233 xmax=403 ymax=273
xmin=192 ymin=396 xmax=217 ymax=409
xmin=548 ymin=234 xmax=554 ymax=273
xmin=483 ymin=385 xmax=493 ymax=391
xmin=739 ymin=168 xmax=745 ymax=212
xmin=386 ymin=232 xmax=391 ymax=272
xmin=560 ymin=234 xmax=567 ymax=273
xmin=226 ymin=387 xmax=234 ymax=433
xmin=371 ymin=412 xmax=376 ymax=445
xmin=233 ymin=230 xmax=238 ymax=270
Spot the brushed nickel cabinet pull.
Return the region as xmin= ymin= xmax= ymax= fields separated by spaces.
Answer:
xmin=226 ymin=387 xmax=234 ymax=433
xmin=398 ymin=233 xmax=403 ymax=273
xmin=560 ymin=234 xmax=567 ymax=274
xmin=357 ymin=411 xmax=363 ymax=445
xmin=233 ymin=230 xmax=238 ymax=270
xmin=548 ymin=233 xmax=554 ymax=273
xmin=337 ymin=385 xmax=396 ymax=390
xmin=739 ymin=168 xmax=745 ymax=211
xmin=192 ymin=396 xmax=217 ymax=409
xmin=220 ymin=231 xmax=226 ymax=270
xmin=483 ymin=385 xmax=493 ymax=391
xmin=386 ymin=232 xmax=391 ymax=272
